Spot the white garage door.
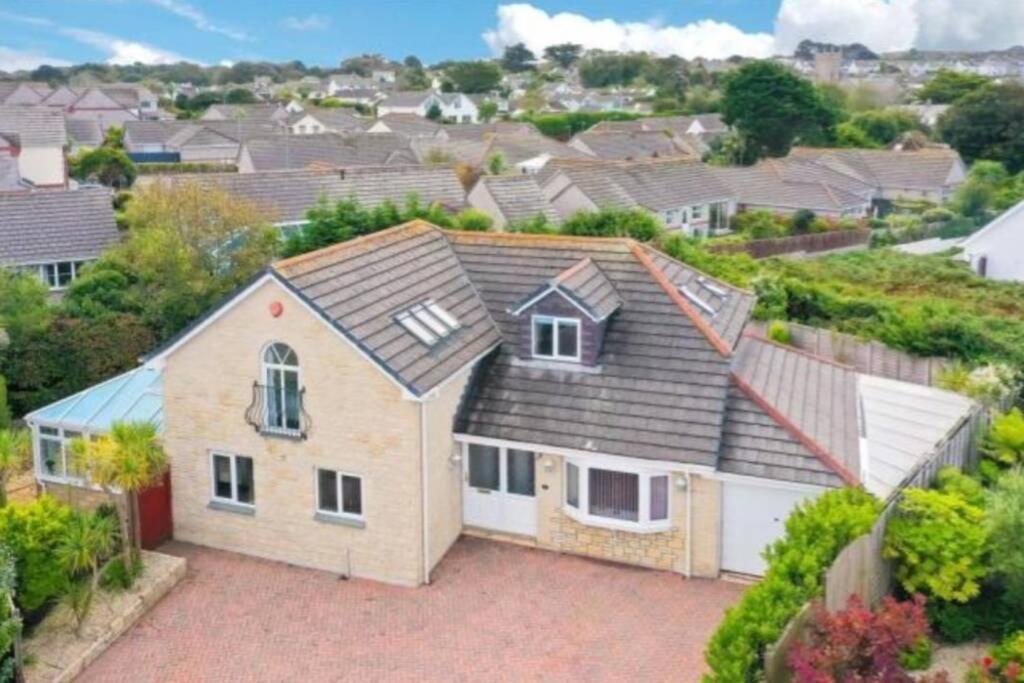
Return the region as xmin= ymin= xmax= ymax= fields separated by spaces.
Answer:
xmin=721 ymin=481 xmax=821 ymax=576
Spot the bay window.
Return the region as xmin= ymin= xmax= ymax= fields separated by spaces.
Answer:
xmin=37 ymin=425 xmax=84 ymax=481
xmin=564 ymin=459 xmax=671 ymax=531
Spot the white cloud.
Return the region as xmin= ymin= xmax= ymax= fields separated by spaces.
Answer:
xmin=283 ymin=14 xmax=331 ymax=31
xmin=0 ymin=46 xmax=71 ymax=72
xmin=482 ymin=4 xmax=774 ymax=59
xmin=485 ymin=2 xmax=1024 ymax=60
xmin=147 ymin=0 xmax=250 ymax=41
xmin=61 ymin=27 xmax=195 ymax=65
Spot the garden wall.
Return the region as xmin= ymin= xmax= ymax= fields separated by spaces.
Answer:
xmin=749 ymin=321 xmax=951 ymax=386
xmin=707 ymin=229 xmax=871 ymax=259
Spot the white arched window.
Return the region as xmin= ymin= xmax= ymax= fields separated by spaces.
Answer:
xmin=263 ymin=343 xmax=300 ymax=433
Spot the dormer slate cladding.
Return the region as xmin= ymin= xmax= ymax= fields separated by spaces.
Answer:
xmin=514 ymin=290 xmax=607 ymax=366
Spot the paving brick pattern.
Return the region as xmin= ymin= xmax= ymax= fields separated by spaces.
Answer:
xmin=78 ymin=538 xmax=745 ymax=682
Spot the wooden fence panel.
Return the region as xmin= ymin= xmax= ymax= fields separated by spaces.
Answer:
xmin=707 ymin=230 xmax=871 ymax=259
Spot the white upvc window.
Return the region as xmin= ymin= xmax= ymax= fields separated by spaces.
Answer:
xmin=532 ymin=315 xmax=581 ymax=362
xmin=315 ymin=468 xmax=364 ymax=521
xmin=564 ymin=459 xmax=671 ymax=532
xmin=210 ymin=452 xmax=254 ymax=507
xmin=38 ymin=261 xmax=85 ymax=291
xmin=36 ymin=425 xmax=85 ymax=482
xmin=262 ymin=343 xmax=301 ymax=435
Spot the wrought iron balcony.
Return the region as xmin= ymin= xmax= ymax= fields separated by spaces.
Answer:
xmin=244 ymin=381 xmax=311 ymax=439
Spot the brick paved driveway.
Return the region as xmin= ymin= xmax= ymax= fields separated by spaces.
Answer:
xmin=78 ymin=537 xmax=745 ymax=682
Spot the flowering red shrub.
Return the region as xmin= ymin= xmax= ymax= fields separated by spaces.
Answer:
xmin=788 ymin=594 xmax=932 ymax=682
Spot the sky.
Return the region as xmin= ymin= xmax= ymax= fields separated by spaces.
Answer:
xmin=3 ymin=0 xmax=1024 ymax=72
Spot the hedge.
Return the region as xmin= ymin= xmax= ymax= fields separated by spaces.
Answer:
xmin=136 ymin=162 xmax=237 ymax=175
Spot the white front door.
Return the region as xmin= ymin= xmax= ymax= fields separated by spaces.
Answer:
xmin=463 ymin=443 xmax=537 ymax=537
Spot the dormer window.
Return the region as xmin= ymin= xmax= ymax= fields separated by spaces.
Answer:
xmin=532 ymin=315 xmax=580 ymax=362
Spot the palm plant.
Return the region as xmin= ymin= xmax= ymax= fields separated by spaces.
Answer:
xmin=0 ymin=430 xmax=30 ymax=508
xmin=57 ymin=513 xmax=116 ymax=635
xmin=70 ymin=421 xmax=167 ymax=570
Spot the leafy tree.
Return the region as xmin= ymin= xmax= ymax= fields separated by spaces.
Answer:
xmin=478 ymin=100 xmax=499 ymax=123
xmin=398 ymin=67 xmax=430 ymax=91
xmin=562 ymin=207 xmax=662 ymax=241
xmin=578 ymin=54 xmax=647 ymax=88
xmin=57 ymin=512 xmax=116 ymax=635
xmin=445 ymin=61 xmax=503 ymax=93
xmin=721 ymin=61 xmax=838 ymax=160
xmin=102 ymin=125 xmax=125 ymax=150
xmin=790 ymin=209 xmax=817 ymax=235
xmin=403 ymin=55 xmax=422 ymax=70
xmin=987 ymin=472 xmax=1024 ymax=605
xmin=487 ymin=151 xmax=506 ymax=175
xmin=884 ymin=486 xmax=988 ymax=603
xmin=0 ymin=430 xmax=29 ymax=509
xmin=940 ymin=83 xmax=1024 ymax=172
xmin=425 ymin=102 xmax=442 ymax=121
xmin=66 ymin=181 xmax=278 ymax=339
xmin=952 ymin=161 xmax=1013 ymax=218
xmin=68 ymin=147 xmax=137 ymax=188
xmin=501 ymin=42 xmax=536 ymax=73
xmin=0 ymin=269 xmax=51 ymax=337
xmin=224 ymin=88 xmax=257 ymax=104
xmin=543 ymin=43 xmax=582 ymax=69
xmin=918 ymin=68 xmax=991 ymax=104
xmin=0 ymin=376 xmax=10 ymax=431
xmin=846 ymin=109 xmax=921 ymax=146
xmin=836 ymin=121 xmax=881 ymax=149
xmin=71 ymin=421 xmax=166 ymax=571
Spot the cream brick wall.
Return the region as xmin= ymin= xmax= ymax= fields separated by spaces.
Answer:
xmin=40 ymin=481 xmax=112 ymax=510
xmin=424 ymin=367 xmax=472 ymax=575
xmin=163 ymin=278 xmax=447 ymax=587
xmin=534 ymin=454 xmax=718 ymax=575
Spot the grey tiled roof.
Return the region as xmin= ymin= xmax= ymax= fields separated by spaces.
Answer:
xmin=571 ymin=130 xmax=695 ymax=160
xmin=551 ymin=257 xmax=622 ymax=321
xmin=64 ymin=118 xmax=103 ymax=148
xmin=788 ymin=147 xmax=964 ymax=192
xmin=720 ymin=383 xmax=846 ymax=487
xmin=241 ymin=133 xmax=417 ymax=171
xmin=123 ymin=120 xmax=280 ymax=148
xmin=486 ymin=133 xmax=591 ymax=165
xmin=474 ymin=175 xmax=560 ymax=226
xmin=273 ymin=221 xmax=503 ymax=396
xmin=0 ymin=106 xmax=67 ymax=146
xmin=730 ymin=335 xmax=861 ymax=485
xmin=293 ymin=107 xmax=369 ymax=132
xmin=451 ymin=231 xmax=750 ymax=465
xmin=710 ymin=163 xmax=872 ymax=212
xmin=141 ymin=166 xmax=467 ymax=223
xmin=371 ymin=114 xmax=444 ymax=137
xmin=544 ymin=159 xmax=736 ymax=213
xmin=0 ymin=188 xmax=119 ymax=265
xmin=0 ymin=151 xmax=24 ymax=192
xmin=379 ymin=91 xmax=435 ymax=107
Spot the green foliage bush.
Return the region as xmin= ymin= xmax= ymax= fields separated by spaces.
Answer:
xmin=452 ymin=209 xmax=493 ymax=232
xmin=0 ymin=376 xmax=10 ymax=432
xmin=100 ymin=556 xmax=143 ymax=591
xmin=928 ymin=583 xmax=1024 ymax=643
xmin=767 ymin=320 xmax=791 ymax=345
xmin=0 ymin=497 xmax=77 ymax=615
xmin=731 ymin=210 xmax=789 ymax=239
xmin=0 ymin=546 xmax=18 ymax=683
xmin=884 ymin=487 xmax=988 ymax=603
xmin=704 ymin=488 xmax=881 ymax=682
xmin=518 ymin=111 xmax=640 ymax=140
xmin=561 ymin=207 xmax=663 ymax=241
xmin=899 ymin=636 xmax=934 ymax=671
xmin=984 ymin=409 xmax=1024 ymax=468
xmin=986 ymin=472 xmax=1024 ymax=605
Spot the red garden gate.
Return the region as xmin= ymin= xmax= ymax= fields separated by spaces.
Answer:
xmin=138 ymin=470 xmax=173 ymax=549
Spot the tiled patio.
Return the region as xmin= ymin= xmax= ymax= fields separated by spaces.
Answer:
xmin=77 ymin=537 xmax=745 ymax=682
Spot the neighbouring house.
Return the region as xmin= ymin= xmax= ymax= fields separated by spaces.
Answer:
xmin=588 ymin=114 xmax=730 ymax=154
xmin=30 ymin=223 xmax=976 ymax=585
xmin=467 ymin=175 xmax=560 ymax=229
xmin=201 ymin=103 xmax=289 ymax=123
xmin=411 ymin=131 xmax=589 ymax=171
xmin=787 ymin=147 xmax=967 ymax=205
xmin=0 ymin=187 xmax=119 ymax=292
xmin=372 ymin=69 xmax=397 ymax=84
xmin=64 ymin=118 xmax=104 ymax=154
xmin=538 ymin=158 xmax=736 ymax=237
xmin=1 ymin=82 xmax=160 ymax=126
xmin=367 ymin=114 xmax=446 ymax=138
xmin=123 ymin=121 xmax=249 ymax=164
xmin=0 ymin=82 xmax=53 ymax=105
xmin=287 ymin=108 xmax=369 ymax=135
xmin=568 ymin=129 xmax=698 ymax=161
xmin=377 ymin=91 xmax=480 ymax=123
xmin=140 ymin=166 xmax=467 ymax=233
xmin=0 ymin=105 xmax=68 ymax=187
xmin=958 ymin=199 xmax=1024 ymax=281
xmin=237 ymin=133 xmax=417 ymax=173
xmin=711 ymin=158 xmax=875 ymax=218
xmin=0 ymin=147 xmax=28 ymax=192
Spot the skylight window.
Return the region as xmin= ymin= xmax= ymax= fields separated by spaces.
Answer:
xmin=679 ymin=286 xmax=717 ymax=317
xmin=396 ymin=300 xmax=461 ymax=346
xmin=697 ymin=277 xmax=728 ymax=299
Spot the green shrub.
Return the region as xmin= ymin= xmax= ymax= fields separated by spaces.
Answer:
xmin=100 ymin=555 xmax=143 ymax=591
xmin=928 ymin=583 xmax=1024 ymax=643
xmin=936 ymin=466 xmax=986 ymax=508
xmin=987 ymin=472 xmax=1024 ymax=605
xmin=704 ymin=488 xmax=881 ymax=682
xmin=790 ymin=209 xmax=816 ymax=235
xmin=899 ymin=636 xmax=934 ymax=671
xmin=0 ymin=375 xmax=10 ymax=431
xmin=884 ymin=487 xmax=988 ymax=603
xmin=0 ymin=496 xmax=77 ymax=614
xmin=767 ymin=320 xmax=791 ymax=345
xmin=562 ymin=207 xmax=663 ymax=241
xmin=984 ymin=409 xmax=1024 ymax=468
xmin=452 ymin=208 xmax=493 ymax=232
xmin=994 ymin=631 xmax=1024 ymax=671
xmin=731 ymin=210 xmax=788 ymax=239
